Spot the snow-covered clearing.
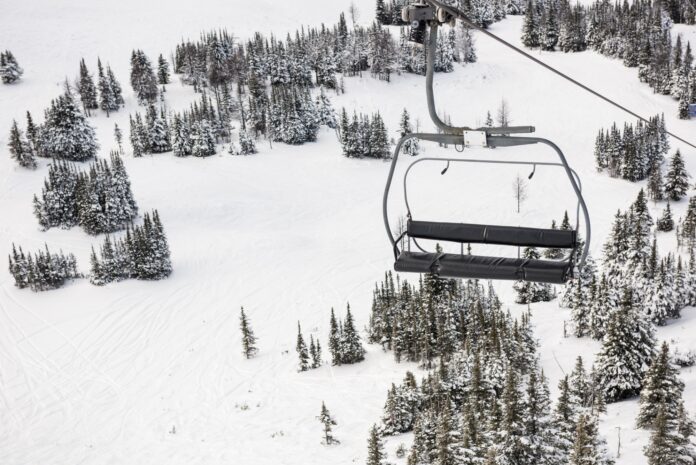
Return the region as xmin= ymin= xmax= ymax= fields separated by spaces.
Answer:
xmin=1 ymin=1 xmax=696 ymax=464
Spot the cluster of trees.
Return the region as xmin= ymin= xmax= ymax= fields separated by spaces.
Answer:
xmin=8 ymin=87 xmax=100 ymax=167
xmin=8 ymin=119 xmax=37 ymax=169
xmin=75 ymin=58 xmax=124 ymax=116
xmin=296 ymin=322 xmax=323 ymax=372
xmin=594 ymin=114 xmax=669 ymax=182
xmin=8 ymin=244 xmax=79 ymax=292
xmin=329 ymin=305 xmax=366 ymax=365
xmin=522 ymin=0 xmax=696 ymax=118
xmin=33 ymin=153 xmax=138 ymax=235
xmin=566 ymin=189 xmax=696 ymax=336
xmin=89 ymin=210 xmax=172 ymax=285
xmin=1 ymin=50 xmax=23 ymax=84
xmin=368 ymin=272 xmax=537 ymax=368
xmin=372 ymin=272 xmax=613 ymax=464
xmin=339 ymin=109 xmax=390 ymax=158
xmin=521 ymin=0 xmax=590 ymax=52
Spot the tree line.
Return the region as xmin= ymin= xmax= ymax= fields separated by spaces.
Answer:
xmin=522 ymin=0 xmax=696 ymax=119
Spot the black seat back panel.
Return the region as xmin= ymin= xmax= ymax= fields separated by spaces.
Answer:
xmin=394 ymin=251 xmax=571 ymax=284
xmin=407 ymin=220 xmax=577 ymax=249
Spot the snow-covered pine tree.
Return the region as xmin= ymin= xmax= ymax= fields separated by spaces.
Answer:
xmin=191 ymin=120 xmax=216 ymax=157
xmin=522 ymin=0 xmax=540 ymax=48
xmin=569 ymin=413 xmax=613 ymax=465
xmin=77 ymin=59 xmax=98 ymax=116
xmin=296 ymin=322 xmax=310 ymax=372
xmin=366 ymin=424 xmax=386 ymax=465
xmin=664 ymin=150 xmax=690 ymax=201
xmin=130 ymin=49 xmax=159 ymax=104
xmin=145 ymin=104 xmax=172 ymax=153
xmin=8 ymin=120 xmax=36 ymax=169
xmin=316 ymin=88 xmax=337 ymax=129
xmin=114 ymin=123 xmax=123 ymax=153
xmin=513 ymin=247 xmax=552 ymax=303
xmin=657 ymin=201 xmax=675 ymax=232
xmin=637 ymin=342 xmax=686 ymax=428
xmin=494 ymin=367 xmax=532 ymax=464
xmin=318 ymin=402 xmax=339 ymax=445
xmin=595 ymin=287 xmax=656 ymax=402
xmin=0 ymin=50 xmax=23 ymax=84
xmin=341 ymin=303 xmax=366 ymax=364
xmin=329 ymin=307 xmax=342 ymax=365
xmin=399 ymin=108 xmax=420 ymax=156
xmin=157 ymin=54 xmax=170 ymax=85
xmin=238 ymin=129 xmax=257 ymax=155
xmin=239 ymin=307 xmax=258 ymax=359
xmin=106 ymin=64 xmax=124 ymax=107
xmin=644 ymin=403 xmax=693 ymax=465
xmin=40 ymin=90 xmax=99 ymax=161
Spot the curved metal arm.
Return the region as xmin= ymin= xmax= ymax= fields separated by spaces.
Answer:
xmin=426 ymin=23 xmax=535 ymax=135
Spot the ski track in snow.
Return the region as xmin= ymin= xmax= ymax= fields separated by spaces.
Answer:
xmin=0 ymin=1 xmax=696 ymax=464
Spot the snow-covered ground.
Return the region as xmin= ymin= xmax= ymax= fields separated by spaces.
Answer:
xmin=1 ymin=2 xmax=696 ymax=464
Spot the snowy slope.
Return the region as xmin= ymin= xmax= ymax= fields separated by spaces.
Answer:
xmin=1 ymin=2 xmax=696 ymax=464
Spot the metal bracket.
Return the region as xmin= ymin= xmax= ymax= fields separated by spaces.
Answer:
xmin=463 ymin=131 xmax=487 ymax=148
xmin=401 ymin=4 xmax=436 ymax=22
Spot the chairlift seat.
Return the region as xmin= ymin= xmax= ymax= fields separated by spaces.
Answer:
xmin=394 ymin=251 xmax=572 ymax=284
xmin=407 ymin=220 xmax=577 ymax=249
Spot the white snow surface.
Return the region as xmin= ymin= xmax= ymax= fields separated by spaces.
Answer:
xmin=1 ymin=1 xmax=696 ymax=464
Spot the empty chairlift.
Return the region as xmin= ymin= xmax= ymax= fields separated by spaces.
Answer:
xmin=382 ymin=2 xmax=590 ymax=284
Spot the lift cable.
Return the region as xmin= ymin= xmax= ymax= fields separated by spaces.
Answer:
xmin=425 ymin=0 xmax=696 ymax=151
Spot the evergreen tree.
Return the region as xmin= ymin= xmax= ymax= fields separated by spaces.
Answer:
xmin=329 ymin=307 xmax=342 ymax=365
xmin=637 ymin=342 xmax=686 ymax=428
xmin=522 ymin=0 xmax=540 ymax=48
xmin=657 ymin=202 xmax=675 ymax=232
xmin=366 ymin=424 xmax=386 ymax=465
xmin=130 ymin=49 xmax=159 ymax=104
xmin=341 ymin=303 xmax=366 ymax=364
xmin=399 ymin=108 xmax=419 ymax=156
xmin=1 ymin=50 xmax=24 ymax=84
xmin=569 ymin=414 xmax=612 ymax=465
xmin=644 ymin=404 xmax=692 ymax=465
xmin=77 ymin=58 xmax=98 ymax=115
xmin=8 ymin=120 xmax=36 ymax=169
xmin=39 ymin=90 xmax=99 ymax=161
xmin=595 ymin=287 xmax=656 ymax=402
xmin=238 ymin=129 xmax=257 ymax=155
xmin=296 ymin=322 xmax=310 ymax=371
xmin=664 ymin=150 xmax=690 ymax=201
xmin=318 ymin=402 xmax=339 ymax=445
xmin=157 ymin=54 xmax=170 ymax=85
xmin=114 ymin=123 xmax=123 ymax=153
xmin=239 ymin=307 xmax=258 ymax=359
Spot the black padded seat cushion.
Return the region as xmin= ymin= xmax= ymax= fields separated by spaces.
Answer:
xmin=394 ymin=251 xmax=572 ymax=284
xmin=408 ymin=220 xmax=577 ymax=249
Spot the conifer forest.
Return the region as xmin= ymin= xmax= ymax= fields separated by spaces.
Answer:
xmin=1 ymin=0 xmax=696 ymax=464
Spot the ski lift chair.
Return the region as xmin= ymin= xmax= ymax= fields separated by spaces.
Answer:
xmin=382 ymin=3 xmax=590 ymax=284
